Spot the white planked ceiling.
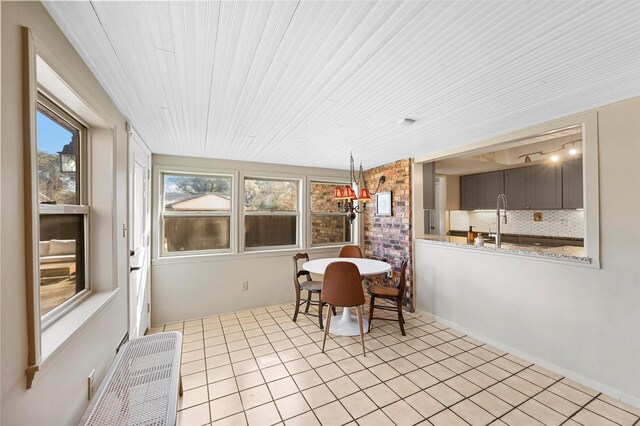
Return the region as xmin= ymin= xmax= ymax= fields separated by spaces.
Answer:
xmin=43 ymin=1 xmax=640 ymax=170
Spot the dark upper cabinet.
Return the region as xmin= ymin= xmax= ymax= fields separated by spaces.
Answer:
xmin=475 ymin=163 xmax=567 ymax=210
xmin=460 ymin=174 xmax=482 ymax=210
xmin=562 ymin=158 xmax=583 ymax=209
xmin=460 ymin=171 xmax=504 ymax=210
xmin=530 ymin=164 xmax=562 ymax=209
xmin=481 ymin=171 xmax=505 ymax=209
xmin=503 ymin=164 xmax=562 ymax=209
xmin=504 ymin=167 xmax=529 ymax=209
xmin=423 ymin=162 xmax=436 ymax=210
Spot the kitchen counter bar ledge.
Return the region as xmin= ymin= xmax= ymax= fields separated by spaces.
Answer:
xmin=417 ymin=235 xmax=591 ymax=264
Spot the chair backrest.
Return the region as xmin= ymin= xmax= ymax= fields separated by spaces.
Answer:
xmin=396 ymin=258 xmax=409 ymax=297
xmin=321 ymin=262 xmax=365 ymax=307
xmin=338 ymin=245 xmax=363 ymax=258
xmin=292 ymin=253 xmax=311 ymax=291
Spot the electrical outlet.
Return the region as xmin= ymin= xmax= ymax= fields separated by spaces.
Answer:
xmin=88 ymin=369 xmax=96 ymax=400
xmin=241 ymin=281 xmax=248 ymax=291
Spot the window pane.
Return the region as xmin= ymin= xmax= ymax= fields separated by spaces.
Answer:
xmin=310 ymin=182 xmax=339 ymax=213
xmin=37 ymin=107 xmax=80 ymax=205
xmin=164 ymin=216 xmax=231 ymax=252
xmin=245 ymin=178 xmax=298 ymax=212
xmin=245 ymin=216 xmax=297 ymax=248
xmin=164 ymin=174 xmax=232 ymax=211
xmin=312 ymin=215 xmax=352 ymax=245
xmin=39 ymin=214 xmax=85 ymax=317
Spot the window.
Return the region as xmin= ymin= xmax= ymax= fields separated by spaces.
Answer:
xmin=161 ymin=172 xmax=232 ymax=254
xmin=36 ymin=96 xmax=89 ymax=322
xmin=244 ymin=177 xmax=299 ymax=249
xmin=310 ymin=181 xmax=353 ymax=246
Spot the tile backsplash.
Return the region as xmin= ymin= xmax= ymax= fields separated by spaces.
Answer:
xmin=449 ymin=209 xmax=584 ymax=238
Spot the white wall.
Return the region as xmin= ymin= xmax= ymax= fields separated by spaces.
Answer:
xmin=1 ymin=3 xmax=129 ymax=424
xmin=414 ymin=97 xmax=640 ymax=406
xmin=151 ymin=154 xmax=350 ymax=324
xmin=153 ymin=248 xmax=342 ymax=324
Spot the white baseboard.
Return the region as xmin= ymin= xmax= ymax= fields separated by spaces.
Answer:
xmin=415 ymin=310 xmax=640 ymax=409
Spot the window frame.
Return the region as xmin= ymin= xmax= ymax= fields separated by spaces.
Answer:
xmin=159 ymin=170 xmax=235 ymax=257
xmin=308 ymin=180 xmax=354 ymax=247
xmin=241 ymin=174 xmax=302 ymax=252
xmin=36 ymin=93 xmax=91 ymax=329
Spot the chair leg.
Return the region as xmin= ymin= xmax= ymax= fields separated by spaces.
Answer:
xmin=304 ymin=291 xmax=311 ymax=313
xmin=293 ymin=291 xmax=301 ymax=322
xmin=322 ymin=305 xmax=333 ymax=353
xmin=396 ymin=297 xmax=405 ymax=336
xmin=368 ymin=295 xmax=375 ymax=332
xmin=318 ymin=300 xmax=324 ymax=330
xmin=332 ymin=306 xmax=337 ymax=315
xmin=356 ymin=305 xmax=365 ymax=357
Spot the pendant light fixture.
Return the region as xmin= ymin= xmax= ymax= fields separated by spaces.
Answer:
xmin=332 ymin=152 xmax=385 ymax=222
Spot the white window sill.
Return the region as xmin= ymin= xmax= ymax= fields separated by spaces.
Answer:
xmin=152 ymin=245 xmax=344 ymax=266
xmin=41 ymin=289 xmax=120 ymax=364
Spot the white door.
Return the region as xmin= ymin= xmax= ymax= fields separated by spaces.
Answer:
xmin=129 ymin=131 xmax=151 ymax=339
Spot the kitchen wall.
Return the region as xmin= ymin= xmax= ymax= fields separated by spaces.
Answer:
xmin=151 ymin=154 xmax=349 ymax=324
xmin=450 ymin=209 xmax=584 ymax=238
xmin=363 ymin=159 xmax=413 ymax=310
xmin=1 ymin=2 xmax=129 ymax=424
xmin=415 ymin=97 xmax=640 ymax=407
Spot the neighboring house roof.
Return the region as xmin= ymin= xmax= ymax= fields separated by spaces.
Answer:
xmin=166 ymin=193 xmax=231 ymax=211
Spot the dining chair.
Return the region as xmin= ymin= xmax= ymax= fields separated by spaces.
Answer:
xmin=321 ymin=261 xmax=366 ymax=356
xmin=338 ymin=245 xmax=363 ymax=258
xmin=367 ymin=258 xmax=408 ymax=335
xmin=292 ymin=253 xmax=332 ymax=329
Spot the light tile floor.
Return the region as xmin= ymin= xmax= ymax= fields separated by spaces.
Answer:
xmin=148 ymin=304 xmax=640 ymax=426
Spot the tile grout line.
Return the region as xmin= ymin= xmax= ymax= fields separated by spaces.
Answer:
xmin=185 ymin=308 xmax=520 ymax=424
xmin=559 ymin=392 xmax=601 ymax=426
xmin=172 ymin=304 xmax=623 ymax=426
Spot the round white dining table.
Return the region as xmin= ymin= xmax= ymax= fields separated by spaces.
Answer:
xmin=302 ymin=258 xmax=391 ymax=336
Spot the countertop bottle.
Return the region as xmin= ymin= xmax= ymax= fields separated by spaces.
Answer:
xmin=475 ymin=233 xmax=484 ymax=247
xmin=467 ymin=226 xmax=475 ymax=243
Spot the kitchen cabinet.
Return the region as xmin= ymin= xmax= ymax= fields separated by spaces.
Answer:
xmin=423 ymin=162 xmax=436 ymax=210
xmin=517 ymin=236 xmax=583 ymax=247
xmin=460 ymin=171 xmax=504 ymax=210
xmin=447 ymin=231 xmax=582 ymax=247
xmin=504 ymin=168 xmax=529 ymax=210
xmin=503 ymin=164 xmax=562 ymax=210
xmin=562 ymin=158 xmax=583 ymax=209
xmin=481 ymin=171 xmax=504 ymax=209
xmin=530 ymin=164 xmax=562 ymax=209
xmin=460 ymin=174 xmax=482 ymax=210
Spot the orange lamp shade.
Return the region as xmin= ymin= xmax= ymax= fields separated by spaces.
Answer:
xmin=343 ymin=185 xmax=355 ymax=200
xmin=332 ymin=187 xmax=344 ymax=200
xmin=358 ymin=188 xmax=372 ymax=203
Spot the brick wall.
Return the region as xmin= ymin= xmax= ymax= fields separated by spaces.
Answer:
xmin=363 ymin=159 xmax=413 ymax=310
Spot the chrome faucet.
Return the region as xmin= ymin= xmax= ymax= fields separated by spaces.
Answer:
xmin=496 ymin=194 xmax=508 ymax=248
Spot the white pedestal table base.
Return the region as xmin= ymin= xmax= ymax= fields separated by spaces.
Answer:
xmin=326 ymin=307 xmax=368 ymax=336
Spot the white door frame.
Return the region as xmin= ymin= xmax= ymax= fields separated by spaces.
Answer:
xmin=128 ymin=128 xmax=152 ymax=339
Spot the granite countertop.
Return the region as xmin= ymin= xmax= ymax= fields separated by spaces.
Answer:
xmin=448 ymin=230 xmax=584 ymax=241
xmin=417 ymin=235 xmax=590 ymax=263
